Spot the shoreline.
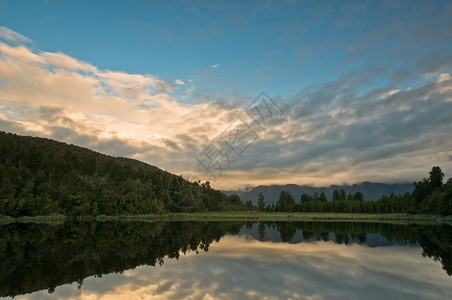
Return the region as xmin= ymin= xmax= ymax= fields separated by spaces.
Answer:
xmin=1 ymin=212 xmax=452 ymax=225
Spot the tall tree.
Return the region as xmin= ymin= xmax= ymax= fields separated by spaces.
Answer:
xmin=413 ymin=178 xmax=430 ymax=207
xmin=332 ymin=189 xmax=340 ymax=201
xmin=339 ymin=189 xmax=347 ymax=201
xmin=300 ymin=193 xmax=313 ymax=204
xmin=429 ymin=166 xmax=444 ymax=190
xmin=277 ymin=191 xmax=295 ymax=212
xmin=257 ymin=192 xmax=265 ymax=211
xmin=319 ymin=192 xmax=327 ymax=203
xmin=353 ymin=192 xmax=364 ymax=202
xmin=245 ymin=200 xmax=254 ymax=210
xmin=313 ymin=192 xmax=319 ymax=202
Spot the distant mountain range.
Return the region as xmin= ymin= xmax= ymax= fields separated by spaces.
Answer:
xmin=224 ymin=182 xmax=414 ymax=205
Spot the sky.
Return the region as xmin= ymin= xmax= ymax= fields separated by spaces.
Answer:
xmin=1 ymin=0 xmax=452 ymax=190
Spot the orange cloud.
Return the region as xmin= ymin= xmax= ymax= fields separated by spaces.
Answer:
xmin=1 ymin=27 xmax=452 ymax=190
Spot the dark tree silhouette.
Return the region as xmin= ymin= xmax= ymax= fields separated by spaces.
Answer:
xmin=257 ymin=192 xmax=265 ymax=211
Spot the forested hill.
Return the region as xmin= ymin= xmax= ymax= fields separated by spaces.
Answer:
xmin=0 ymin=131 xmax=245 ymax=217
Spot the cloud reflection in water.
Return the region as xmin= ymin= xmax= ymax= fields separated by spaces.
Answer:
xmin=12 ymin=235 xmax=452 ymax=300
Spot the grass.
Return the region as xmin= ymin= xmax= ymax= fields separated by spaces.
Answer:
xmin=106 ymin=212 xmax=452 ymax=225
xmin=16 ymin=214 xmax=68 ymax=225
xmin=0 ymin=215 xmax=15 ymax=225
xmin=2 ymin=212 xmax=452 ymax=225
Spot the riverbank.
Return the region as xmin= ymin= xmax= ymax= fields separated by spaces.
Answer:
xmin=1 ymin=212 xmax=452 ymax=225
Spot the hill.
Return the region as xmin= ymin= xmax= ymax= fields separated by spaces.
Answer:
xmin=225 ymin=182 xmax=414 ymax=205
xmin=0 ymin=131 xmax=245 ymax=217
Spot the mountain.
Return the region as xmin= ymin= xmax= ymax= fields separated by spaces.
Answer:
xmin=224 ymin=182 xmax=414 ymax=205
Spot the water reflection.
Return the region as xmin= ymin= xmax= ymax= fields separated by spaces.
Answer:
xmin=1 ymin=221 xmax=451 ymax=299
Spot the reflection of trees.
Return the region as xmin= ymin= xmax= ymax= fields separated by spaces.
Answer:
xmin=0 ymin=221 xmax=244 ymax=297
xmin=417 ymin=226 xmax=452 ymax=276
xmin=261 ymin=221 xmax=452 ymax=276
xmin=258 ymin=223 xmax=266 ymax=241
xmin=276 ymin=222 xmax=297 ymax=242
xmin=0 ymin=221 xmax=451 ymax=298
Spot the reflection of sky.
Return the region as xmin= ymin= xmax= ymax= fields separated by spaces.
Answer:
xmin=8 ymin=236 xmax=452 ymax=300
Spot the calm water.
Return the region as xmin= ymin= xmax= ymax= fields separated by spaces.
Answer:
xmin=1 ymin=221 xmax=451 ymax=299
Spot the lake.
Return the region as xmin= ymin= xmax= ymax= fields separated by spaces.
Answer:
xmin=1 ymin=221 xmax=451 ymax=299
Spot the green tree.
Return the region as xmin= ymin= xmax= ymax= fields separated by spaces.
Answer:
xmin=353 ymin=192 xmax=364 ymax=202
xmin=227 ymin=194 xmax=242 ymax=206
xmin=245 ymin=200 xmax=254 ymax=210
xmin=277 ymin=191 xmax=295 ymax=212
xmin=313 ymin=192 xmax=319 ymax=202
xmin=413 ymin=178 xmax=430 ymax=207
xmin=69 ymin=195 xmax=90 ymax=216
xmin=319 ymin=192 xmax=327 ymax=203
xmin=429 ymin=166 xmax=444 ymax=190
xmin=438 ymin=178 xmax=452 ymax=215
xmin=300 ymin=193 xmax=313 ymax=204
xmin=257 ymin=192 xmax=265 ymax=211
xmin=339 ymin=189 xmax=347 ymax=201
xmin=332 ymin=189 xmax=340 ymax=201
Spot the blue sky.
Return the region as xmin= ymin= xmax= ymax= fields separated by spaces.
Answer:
xmin=1 ymin=0 xmax=421 ymax=97
xmin=1 ymin=0 xmax=452 ymax=189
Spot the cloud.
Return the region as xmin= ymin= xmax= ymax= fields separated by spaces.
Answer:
xmin=40 ymin=51 xmax=96 ymax=72
xmin=0 ymin=28 xmax=244 ymax=180
xmin=0 ymin=26 xmax=32 ymax=44
xmin=1 ymin=26 xmax=452 ymax=190
xmin=206 ymin=74 xmax=452 ymax=189
xmin=437 ymin=73 xmax=452 ymax=83
xmin=210 ymin=64 xmax=220 ymax=69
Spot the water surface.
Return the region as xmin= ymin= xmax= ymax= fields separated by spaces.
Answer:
xmin=1 ymin=221 xmax=451 ymax=299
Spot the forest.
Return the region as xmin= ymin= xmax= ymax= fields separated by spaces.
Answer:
xmin=262 ymin=165 xmax=451 ymax=215
xmin=0 ymin=131 xmax=451 ymax=216
xmin=0 ymin=131 xmax=245 ymax=217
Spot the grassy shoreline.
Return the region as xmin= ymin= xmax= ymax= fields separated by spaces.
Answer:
xmin=1 ymin=212 xmax=452 ymax=225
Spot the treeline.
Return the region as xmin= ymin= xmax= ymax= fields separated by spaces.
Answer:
xmin=1 ymin=132 xmax=451 ymax=216
xmin=0 ymin=132 xmax=245 ymax=217
xmin=253 ymin=166 xmax=452 ymax=215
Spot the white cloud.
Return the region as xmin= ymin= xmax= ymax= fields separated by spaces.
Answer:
xmin=0 ymin=30 xmax=241 ymax=185
xmin=40 ymin=51 xmax=97 ymax=72
xmin=1 ymin=26 xmax=452 ymax=190
xmin=210 ymin=64 xmax=220 ymax=69
xmin=437 ymin=73 xmax=451 ymax=83
xmin=377 ymin=89 xmax=400 ymax=100
xmin=0 ymin=26 xmax=32 ymax=44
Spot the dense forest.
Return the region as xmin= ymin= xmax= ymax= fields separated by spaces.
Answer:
xmin=261 ymin=165 xmax=451 ymax=215
xmin=0 ymin=131 xmax=245 ymax=217
xmin=1 ymin=221 xmax=450 ymax=297
xmin=0 ymin=131 xmax=451 ymax=216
